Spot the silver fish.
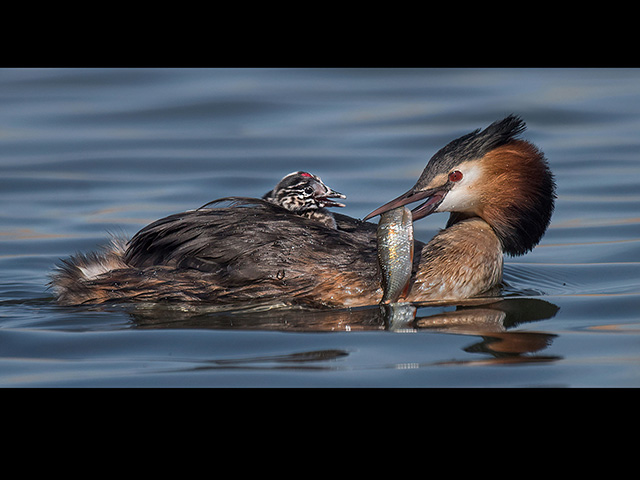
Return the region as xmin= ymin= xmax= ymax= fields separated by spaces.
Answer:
xmin=376 ymin=206 xmax=414 ymax=304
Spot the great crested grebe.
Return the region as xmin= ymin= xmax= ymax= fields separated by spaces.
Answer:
xmin=51 ymin=115 xmax=555 ymax=307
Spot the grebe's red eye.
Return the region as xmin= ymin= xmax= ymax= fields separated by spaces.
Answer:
xmin=449 ymin=170 xmax=463 ymax=182
xmin=300 ymin=172 xmax=313 ymax=178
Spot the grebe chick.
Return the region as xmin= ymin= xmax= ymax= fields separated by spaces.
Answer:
xmin=262 ymin=171 xmax=346 ymax=228
xmin=51 ymin=115 xmax=555 ymax=308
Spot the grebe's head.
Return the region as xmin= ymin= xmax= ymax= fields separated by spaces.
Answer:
xmin=364 ymin=115 xmax=556 ymax=256
xmin=263 ymin=171 xmax=346 ymax=213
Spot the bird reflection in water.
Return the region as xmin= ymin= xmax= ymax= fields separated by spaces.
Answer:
xmin=128 ymin=297 xmax=560 ymax=365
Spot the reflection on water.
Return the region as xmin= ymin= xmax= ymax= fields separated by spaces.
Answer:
xmin=128 ymin=297 xmax=560 ymax=366
xmin=181 ymin=349 xmax=352 ymax=374
xmin=414 ymin=299 xmax=559 ymax=364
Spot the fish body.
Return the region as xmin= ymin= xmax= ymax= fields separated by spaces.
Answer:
xmin=376 ymin=206 xmax=414 ymax=304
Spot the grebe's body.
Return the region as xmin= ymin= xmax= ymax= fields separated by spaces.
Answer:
xmin=51 ymin=116 xmax=555 ymax=307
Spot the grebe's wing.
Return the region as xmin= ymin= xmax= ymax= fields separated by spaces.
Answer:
xmin=196 ymin=196 xmax=275 ymax=211
xmin=124 ymin=201 xmax=380 ymax=282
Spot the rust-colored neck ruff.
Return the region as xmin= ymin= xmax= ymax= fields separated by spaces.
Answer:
xmin=448 ymin=140 xmax=555 ymax=256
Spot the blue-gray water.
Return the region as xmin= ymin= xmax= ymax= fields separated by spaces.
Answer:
xmin=1 ymin=68 xmax=639 ymax=387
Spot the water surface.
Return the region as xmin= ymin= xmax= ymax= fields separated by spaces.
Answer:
xmin=1 ymin=68 xmax=639 ymax=387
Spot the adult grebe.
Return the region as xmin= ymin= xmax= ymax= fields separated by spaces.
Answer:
xmin=51 ymin=115 xmax=555 ymax=307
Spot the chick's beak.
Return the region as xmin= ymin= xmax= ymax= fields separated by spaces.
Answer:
xmin=316 ymin=185 xmax=346 ymax=208
xmin=363 ymin=186 xmax=447 ymax=221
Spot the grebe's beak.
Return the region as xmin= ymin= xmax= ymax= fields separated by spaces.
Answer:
xmin=363 ymin=186 xmax=448 ymax=221
xmin=316 ymin=185 xmax=347 ymax=208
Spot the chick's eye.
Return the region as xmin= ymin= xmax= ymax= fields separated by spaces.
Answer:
xmin=449 ymin=170 xmax=463 ymax=182
xmin=304 ymin=186 xmax=314 ymax=195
